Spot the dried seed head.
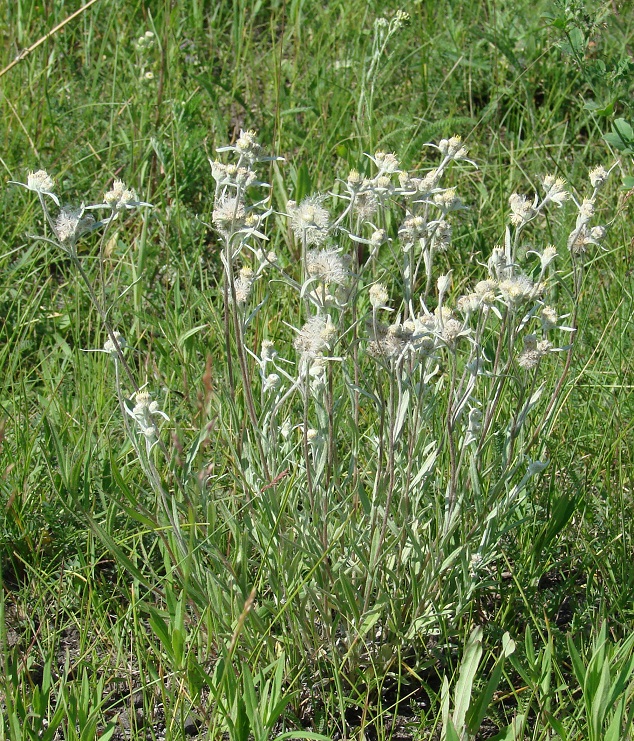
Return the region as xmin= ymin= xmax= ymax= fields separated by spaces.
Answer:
xmin=518 ymin=349 xmax=541 ymax=370
xmin=55 ymin=206 xmax=95 ymax=245
xmin=294 ymin=315 xmax=337 ymax=357
xmin=306 ymin=248 xmax=348 ymax=285
xmin=353 ymin=189 xmax=378 ymax=220
xmin=399 ymin=214 xmax=427 ymax=243
xmin=212 ymin=196 xmax=246 ymax=235
xmin=289 ymin=195 xmax=330 ymax=245
xmin=234 ymin=266 xmax=255 ymax=305
xmin=517 ymin=333 xmax=550 ymax=370
xmin=368 ymin=320 xmax=414 ymax=360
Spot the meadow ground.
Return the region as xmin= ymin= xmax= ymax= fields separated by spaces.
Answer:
xmin=1 ymin=1 xmax=634 ymax=739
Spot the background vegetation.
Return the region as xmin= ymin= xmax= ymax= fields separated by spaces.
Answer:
xmin=0 ymin=0 xmax=633 ymax=738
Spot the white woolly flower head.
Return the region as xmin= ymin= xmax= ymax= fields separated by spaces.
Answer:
xmin=438 ymin=135 xmax=468 ymax=160
xmin=372 ymin=151 xmax=400 ymax=175
xmin=263 ymin=373 xmax=281 ymax=393
xmin=28 ymin=170 xmax=55 ymax=194
xmin=509 ymin=193 xmax=537 ymax=225
xmin=11 ymin=169 xmax=60 ymax=205
xmin=437 ymin=273 xmax=452 ymax=297
xmin=104 ymin=331 xmax=127 ymax=356
xmin=104 ymin=179 xmax=144 ymax=210
xmin=590 ymin=225 xmax=606 ymax=243
xmin=369 ymin=282 xmax=390 ymax=309
xmin=234 ymin=129 xmax=263 ymax=162
xmin=431 ymin=219 xmax=452 ymax=251
xmin=488 ymin=247 xmax=511 ymax=280
xmin=394 ymin=9 xmax=410 ymax=27
xmin=55 ymin=205 xmax=95 ymax=246
xmin=294 ymin=315 xmax=337 ymax=357
xmin=441 ymin=317 xmax=466 ymax=346
xmin=370 ymin=229 xmax=386 ymax=248
xmin=215 ymin=128 xmax=281 ymax=165
xmin=212 ymin=196 xmax=246 ymax=235
xmin=589 ymin=165 xmax=609 ymax=189
xmin=135 ymin=30 xmax=155 ymax=50
xmin=419 ymin=168 xmax=441 ymax=193
xmin=540 ymin=245 xmax=557 ymax=270
xmin=126 ymin=390 xmax=169 ymax=445
xmin=539 ymin=305 xmax=558 ymax=332
xmin=288 ymin=195 xmax=330 ymax=245
xmin=542 ymin=175 xmax=569 ymax=206
xmin=306 ymin=247 xmax=348 ymax=285
xmin=474 ymin=279 xmax=498 ymax=305
xmin=578 ymin=198 xmax=595 ymax=223
xmin=347 ymin=169 xmax=362 ymax=189
xmin=465 ymin=407 xmax=483 ymax=446
xmin=210 ymin=161 xmax=257 ymax=187
xmin=433 ymin=188 xmax=461 ymax=211
xmin=499 ymin=274 xmax=539 ymax=307
xmin=456 ymin=293 xmax=481 ymax=315
xmin=234 ymin=266 xmax=255 ymax=305
xmin=261 ymin=339 xmax=277 ymax=364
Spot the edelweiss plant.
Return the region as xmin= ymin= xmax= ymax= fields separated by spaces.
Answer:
xmin=12 ymin=128 xmax=615 ymax=733
xmin=10 ymin=170 xmax=190 ymax=557
xmin=209 ymin=130 xmax=613 ymax=667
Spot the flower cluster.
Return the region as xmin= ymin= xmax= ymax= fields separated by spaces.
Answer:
xmin=294 ymin=315 xmax=338 ymax=358
xmin=287 ymin=196 xmax=331 ymax=246
xmin=10 ymin=170 xmax=151 ymax=254
xmin=126 ymin=391 xmax=169 ymax=449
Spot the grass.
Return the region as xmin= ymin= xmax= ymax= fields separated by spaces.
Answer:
xmin=1 ymin=0 xmax=634 ymax=739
